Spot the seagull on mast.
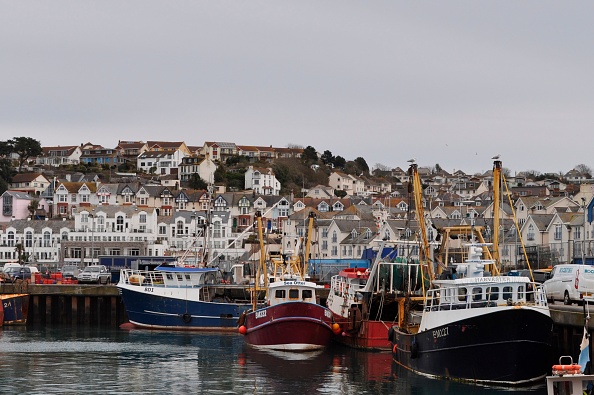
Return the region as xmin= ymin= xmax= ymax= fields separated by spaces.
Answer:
xmin=491 ymin=154 xmax=500 ymax=160
xmin=407 ymin=158 xmax=416 ymax=163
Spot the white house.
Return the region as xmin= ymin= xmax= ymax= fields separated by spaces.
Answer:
xmin=244 ymin=166 xmax=281 ymax=196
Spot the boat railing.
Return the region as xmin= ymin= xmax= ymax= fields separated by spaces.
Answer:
xmin=424 ymin=281 xmax=548 ymax=312
xmin=373 ymin=260 xmax=423 ymax=294
xmin=119 ymin=268 xmax=166 ymax=287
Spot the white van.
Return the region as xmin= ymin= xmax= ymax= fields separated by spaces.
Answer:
xmin=543 ymin=264 xmax=594 ymax=305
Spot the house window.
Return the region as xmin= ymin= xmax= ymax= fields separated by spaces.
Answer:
xmin=81 ymin=194 xmax=89 ymax=203
xmin=2 ymin=195 xmax=12 ymax=216
xmin=554 ymin=224 xmax=562 ymax=240
xmin=527 ymin=224 xmax=535 ymax=241
xmin=139 ymin=214 xmax=147 ymax=223
xmin=7 ymin=231 xmax=15 ymax=247
xmin=43 ymin=231 xmax=51 ymax=247
xmin=159 ymin=225 xmax=166 ymax=235
xmin=25 ymin=231 xmax=33 ymax=247
xmin=177 ymin=221 xmax=184 ymax=235
xmin=116 ymin=215 xmax=124 ymax=232
xmin=332 ymin=231 xmax=337 ymax=243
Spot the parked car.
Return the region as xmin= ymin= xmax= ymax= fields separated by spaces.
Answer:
xmin=3 ymin=266 xmax=25 ymax=282
xmin=62 ymin=264 xmax=80 ymax=280
xmin=13 ymin=266 xmax=39 ymax=282
xmin=77 ymin=265 xmax=111 ymax=284
xmin=532 ymin=268 xmax=552 ymax=284
xmin=543 ymin=264 xmax=594 ymax=305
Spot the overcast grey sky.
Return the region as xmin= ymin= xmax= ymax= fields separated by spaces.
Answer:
xmin=1 ymin=1 xmax=593 ymax=175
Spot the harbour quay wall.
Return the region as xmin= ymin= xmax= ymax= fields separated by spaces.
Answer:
xmin=0 ymin=283 xmax=127 ymax=327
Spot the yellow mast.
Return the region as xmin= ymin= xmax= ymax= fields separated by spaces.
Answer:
xmin=492 ymin=159 xmax=502 ymax=275
xmin=254 ymin=211 xmax=267 ymax=310
xmin=302 ymin=212 xmax=315 ymax=279
xmin=409 ymin=163 xmax=434 ymax=285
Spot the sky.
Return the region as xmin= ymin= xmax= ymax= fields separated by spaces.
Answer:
xmin=1 ymin=1 xmax=593 ymax=176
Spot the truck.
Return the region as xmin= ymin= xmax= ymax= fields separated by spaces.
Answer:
xmin=77 ymin=265 xmax=111 ymax=284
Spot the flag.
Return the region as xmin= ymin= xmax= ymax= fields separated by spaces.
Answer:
xmin=579 ymin=326 xmax=590 ymax=373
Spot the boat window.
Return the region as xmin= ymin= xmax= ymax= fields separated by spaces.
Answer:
xmin=289 ymin=289 xmax=299 ymax=299
xmin=177 ymin=274 xmax=183 ymax=281
xmin=486 ymin=286 xmax=499 ymax=301
xmin=166 ymin=274 xmax=173 ymax=280
xmin=503 ymin=286 xmax=513 ymax=301
xmin=472 ymin=287 xmax=483 ymax=301
xmin=185 ymin=274 xmax=191 ymax=280
xmin=458 ymin=287 xmax=467 ymax=302
xmin=302 ymin=289 xmax=313 ymax=299
xmin=518 ymin=285 xmax=525 ymax=299
xmin=275 ymin=289 xmax=285 ymax=299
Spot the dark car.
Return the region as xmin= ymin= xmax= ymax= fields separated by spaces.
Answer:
xmin=13 ymin=266 xmax=37 ymax=282
xmin=3 ymin=266 xmax=23 ymax=282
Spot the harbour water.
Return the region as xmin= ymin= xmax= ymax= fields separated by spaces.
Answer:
xmin=0 ymin=326 xmax=546 ymax=394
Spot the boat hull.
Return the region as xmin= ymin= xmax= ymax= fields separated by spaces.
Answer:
xmin=331 ymin=313 xmax=391 ymax=350
xmin=243 ymin=302 xmax=334 ymax=351
xmin=391 ymin=308 xmax=553 ymax=385
xmin=118 ymin=285 xmax=252 ymax=330
xmin=0 ymin=294 xmax=29 ymax=325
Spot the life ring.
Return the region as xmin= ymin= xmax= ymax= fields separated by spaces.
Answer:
xmin=182 ymin=313 xmax=192 ymax=323
xmin=552 ymin=364 xmax=581 ymax=375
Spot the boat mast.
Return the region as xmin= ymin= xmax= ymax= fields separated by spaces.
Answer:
xmin=409 ymin=163 xmax=434 ymax=284
xmin=254 ymin=210 xmax=267 ymax=310
xmin=492 ymin=159 xmax=502 ymax=275
xmin=302 ymin=211 xmax=315 ymax=279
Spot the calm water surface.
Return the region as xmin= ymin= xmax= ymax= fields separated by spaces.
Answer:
xmin=0 ymin=326 xmax=546 ymax=394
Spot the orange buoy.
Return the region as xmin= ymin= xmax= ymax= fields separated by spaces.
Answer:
xmin=552 ymin=364 xmax=581 ymax=375
xmin=238 ymin=325 xmax=247 ymax=335
xmin=331 ymin=323 xmax=341 ymax=334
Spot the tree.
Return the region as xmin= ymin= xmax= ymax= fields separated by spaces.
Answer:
xmin=334 ymin=189 xmax=347 ymax=198
xmin=575 ymin=164 xmax=593 ymax=178
xmin=11 ymin=137 xmax=42 ymax=172
xmin=188 ymin=173 xmax=207 ymax=190
xmin=320 ymin=150 xmax=334 ymax=166
xmin=0 ymin=140 xmax=12 ymax=156
xmin=354 ymin=157 xmax=369 ymax=175
xmin=333 ymin=156 xmax=346 ymax=169
xmin=0 ymin=158 xmax=16 ymax=194
xmin=27 ymin=199 xmax=39 ymax=220
xmin=214 ymin=164 xmax=227 ymax=183
xmin=15 ymin=243 xmax=29 ymax=265
xmin=301 ymin=146 xmax=318 ymax=163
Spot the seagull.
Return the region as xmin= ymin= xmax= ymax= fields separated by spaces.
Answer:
xmin=407 ymin=158 xmax=416 ymax=163
xmin=491 ymin=154 xmax=500 ymax=160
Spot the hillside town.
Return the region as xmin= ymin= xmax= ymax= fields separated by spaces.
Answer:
xmin=1 ymin=137 xmax=593 ymax=273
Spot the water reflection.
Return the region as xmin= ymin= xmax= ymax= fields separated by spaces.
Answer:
xmin=0 ymin=327 xmax=548 ymax=395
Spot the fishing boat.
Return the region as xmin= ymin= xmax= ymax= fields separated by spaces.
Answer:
xmin=238 ymin=212 xmax=338 ymax=351
xmin=389 ymin=160 xmax=554 ymax=385
xmin=326 ymin=240 xmax=424 ymax=350
xmin=118 ymin=265 xmax=255 ymax=330
xmin=0 ymin=294 xmax=29 ymax=325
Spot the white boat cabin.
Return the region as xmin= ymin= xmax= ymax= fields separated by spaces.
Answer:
xmin=120 ymin=266 xmax=219 ymax=288
xmin=267 ymin=279 xmax=319 ymax=307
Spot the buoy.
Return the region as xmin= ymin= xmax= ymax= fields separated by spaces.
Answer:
xmin=342 ymin=331 xmax=347 ymax=337
xmin=552 ymin=364 xmax=581 ymax=375
xmin=332 ymin=323 xmax=341 ymax=334
xmin=238 ymin=325 xmax=247 ymax=335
